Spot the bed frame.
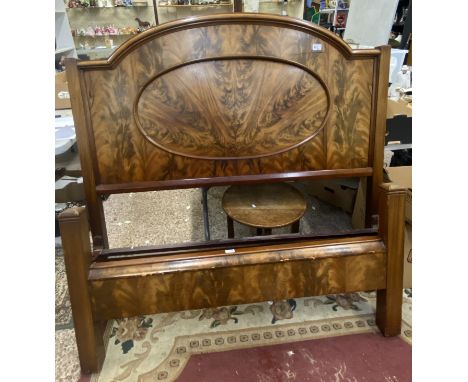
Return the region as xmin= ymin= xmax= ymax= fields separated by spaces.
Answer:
xmin=60 ymin=13 xmax=406 ymax=373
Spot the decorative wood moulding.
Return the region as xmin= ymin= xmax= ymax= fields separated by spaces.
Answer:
xmin=134 ymin=56 xmax=331 ymax=160
xmin=88 ymin=236 xmax=387 ymax=320
xmin=77 ymin=13 xmax=381 ymax=70
xmin=95 ymin=168 xmax=373 ymax=194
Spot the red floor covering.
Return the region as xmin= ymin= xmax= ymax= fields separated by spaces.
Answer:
xmin=176 ymin=333 xmax=411 ymax=382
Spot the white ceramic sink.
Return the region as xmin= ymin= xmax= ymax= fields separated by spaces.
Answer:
xmin=55 ymin=116 xmax=76 ymax=155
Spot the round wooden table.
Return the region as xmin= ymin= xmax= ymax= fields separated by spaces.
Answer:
xmin=222 ymin=183 xmax=307 ymax=238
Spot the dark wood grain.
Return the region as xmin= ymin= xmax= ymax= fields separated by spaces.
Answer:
xmin=95 ymin=168 xmax=373 ymax=194
xmin=66 ymin=60 xmax=108 ymax=248
xmin=376 ymin=183 xmax=406 ymax=336
xmin=74 ymin=15 xmax=376 ymax=187
xmin=59 ymin=207 xmax=105 ymax=373
xmin=60 ymin=15 xmax=400 ymax=374
xmin=135 ymin=57 xmax=330 ymax=160
xmin=222 ymin=183 xmax=306 ymax=228
xmin=89 ymin=236 xmax=386 ymax=320
xmin=369 ymin=46 xmax=391 ymax=221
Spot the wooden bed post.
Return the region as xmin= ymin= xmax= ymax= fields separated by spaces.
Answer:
xmin=367 ymin=45 xmax=391 ymax=226
xmin=376 ymin=183 xmax=406 ymax=336
xmin=59 ymin=207 xmax=105 ymax=373
xmin=66 ymin=59 xmax=109 ymax=249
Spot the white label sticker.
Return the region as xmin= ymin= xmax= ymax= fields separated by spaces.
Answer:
xmin=312 ymin=43 xmax=323 ymax=52
xmin=58 ymin=91 xmax=70 ymax=99
xmin=225 ymin=249 xmax=236 ymax=254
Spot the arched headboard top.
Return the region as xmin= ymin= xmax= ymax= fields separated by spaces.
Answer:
xmin=78 ymin=13 xmax=380 ymax=71
xmin=67 ymin=13 xmax=389 ymax=200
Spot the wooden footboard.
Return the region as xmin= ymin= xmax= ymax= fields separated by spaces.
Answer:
xmin=89 ymin=235 xmax=386 ymax=320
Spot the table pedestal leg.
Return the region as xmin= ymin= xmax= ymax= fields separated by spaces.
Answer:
xmin=291 ymin=220 xmax=300 ymax=233
xmin=227 ymin=216 xmax=235 ymax=238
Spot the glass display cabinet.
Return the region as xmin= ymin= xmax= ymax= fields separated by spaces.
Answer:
xmin=64 ymin=0 xmax=315 ymax=60
xmin=66 ymin=0 xmax=157 ymax=60
xmin=156 ymin=0 xmax=234 ymax=25
xmin=242 ymin=0 xmax=304 ymax=19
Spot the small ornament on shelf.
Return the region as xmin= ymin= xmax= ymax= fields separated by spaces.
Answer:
xmin=86 ymin=26 xmax=95 ymax=36
xmin=135 ymin=17 xmax=151 ymax=29
xmin=105 ymin=25 xmax=119 ymax=35
xmin=95 ymin=25 xmax=104 ymax=36
xmin=335 ymin=11 xmax=347 ymax=27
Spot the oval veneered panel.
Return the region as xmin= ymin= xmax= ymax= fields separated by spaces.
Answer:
xmin=136 ymin=59 xmax=330 ymax=159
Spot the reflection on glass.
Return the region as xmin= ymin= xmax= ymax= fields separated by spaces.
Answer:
xmin=243 ymin=0 xmax=305 ymax=19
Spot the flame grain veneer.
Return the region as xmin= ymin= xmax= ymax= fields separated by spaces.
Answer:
xmin=60 ymin=14 xmax=405 ymax=373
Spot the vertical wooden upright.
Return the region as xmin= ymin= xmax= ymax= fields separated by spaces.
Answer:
xmin=59 ymin=207 xmax=105 ymax=373
xmin=233 ymin=0 xmax=242 ymax=12
xmin=66 ymin=59 xmax=108 ymax=249
xmin=376 ymin=183 xmax=406 ymax=336
xmin=367 ymin=45 xmax=391 ymax=226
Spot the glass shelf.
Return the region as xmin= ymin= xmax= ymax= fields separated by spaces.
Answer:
xmin=74 ymin=33 xmax=137 ymax=37
xmin=66 ymin=5 xmax=152 ymax=10
xmin=158 ymin=3 xmax=232 ymax=7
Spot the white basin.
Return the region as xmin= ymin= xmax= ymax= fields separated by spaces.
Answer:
xmin=55 ymin=116 xmax=76 ymax=156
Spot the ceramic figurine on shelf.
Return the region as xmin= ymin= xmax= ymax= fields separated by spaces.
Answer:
xmin=104 ymin=25 xmax=117 ymax=35
xmin=90 ymin=0 xmax=97 ymax=6
xmin=105 ymin=38 xmax=113 ymax=48
xmin=95 ymin=26 xmax=104 ymax=36
xmin=115 ymin=0 xmax=124 ymax=6
xmin=86 ymin=26 xmax=95 ymax=36
xmin=80 ymin=0 xmax=90 ymax=7
xmin=135 ymin=17 xmax=151 ymax=29
xmin=123 ymin=0 xmax=133 ymax=6
xmin=78 ymin=28 xmax=86 ymax=37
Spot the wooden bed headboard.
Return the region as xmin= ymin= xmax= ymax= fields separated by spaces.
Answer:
xmin=66 ymin=13 xmax=390 ymax=247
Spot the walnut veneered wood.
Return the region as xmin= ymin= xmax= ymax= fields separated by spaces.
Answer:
xmin=222 ymin=183 xmax=307 ymax=228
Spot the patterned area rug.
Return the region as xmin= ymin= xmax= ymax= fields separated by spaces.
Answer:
xmin=55 ymin=188 xmax=412 ymax=381
xmin=91 ymin=292 xmax=412 ymax=382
